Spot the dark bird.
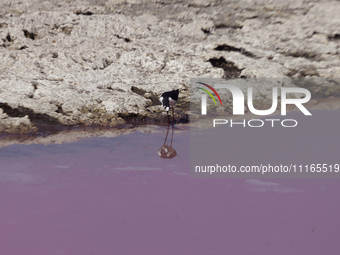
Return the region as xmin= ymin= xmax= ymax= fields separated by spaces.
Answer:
xmin=159 ymin=89 xmax=179 ymax=126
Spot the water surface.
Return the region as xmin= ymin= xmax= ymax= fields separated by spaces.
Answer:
xmin=0 ymin=125 xmax=339 ymax=254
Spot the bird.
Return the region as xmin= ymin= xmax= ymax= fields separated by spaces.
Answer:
xmin=159 ymin=89 xmax=179 ymax=126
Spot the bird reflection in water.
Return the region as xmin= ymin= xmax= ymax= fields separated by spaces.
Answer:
xmin=158 ymin=127 xmax=177 ymax=159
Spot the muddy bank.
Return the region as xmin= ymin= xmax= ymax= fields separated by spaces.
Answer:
xmin=1 ymin=93 xmax=339 ymax=149
xmin=0 ymin=123 xmax=191 ymax=149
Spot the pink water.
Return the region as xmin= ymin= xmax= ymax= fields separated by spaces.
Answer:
xmin=0 ymin=126 xmax=340 ymax=254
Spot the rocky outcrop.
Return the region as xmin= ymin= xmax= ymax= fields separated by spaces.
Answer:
xmin=0 ymin=109 xmax=38 ymax=133
xmin=0 ymin=0 xmax=339 ymax=133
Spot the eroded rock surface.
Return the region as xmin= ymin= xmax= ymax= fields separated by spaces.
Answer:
xmin=0 ymin=0 xmax=339 ymax=133
xmin=0 ymin=109 xmax=38 ymax=133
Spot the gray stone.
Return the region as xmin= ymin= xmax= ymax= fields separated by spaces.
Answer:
xmin=0 ymin=114 xmax=38 ymax=134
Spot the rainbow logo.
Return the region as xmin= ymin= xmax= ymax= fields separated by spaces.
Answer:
xmin=196 ymin=82 xmax=223 ymax=106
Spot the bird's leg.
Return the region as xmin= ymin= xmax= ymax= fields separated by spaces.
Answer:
xmin=170 ymin=127 xmax=174 ymax=147
xmin=164 ymin=127 xmax=170 ymax=145
xmin=171 ymin=107 xmax=175 ymax=128
xmin=167 ymin=111 xmax=170 ymax=125
xmin=172 ymin=107 xmax=175 ymax=125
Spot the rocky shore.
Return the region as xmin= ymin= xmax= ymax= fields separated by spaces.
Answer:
xmin=0 ymin=0 xmax=339 ymax=133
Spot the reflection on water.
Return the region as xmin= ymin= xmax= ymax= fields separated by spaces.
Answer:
xmin=158 ymin=127 xmax=177 ymax=159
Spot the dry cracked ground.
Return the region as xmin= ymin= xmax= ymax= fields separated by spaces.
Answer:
xmin=0 ymin=0 xmax=339 ymax=134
